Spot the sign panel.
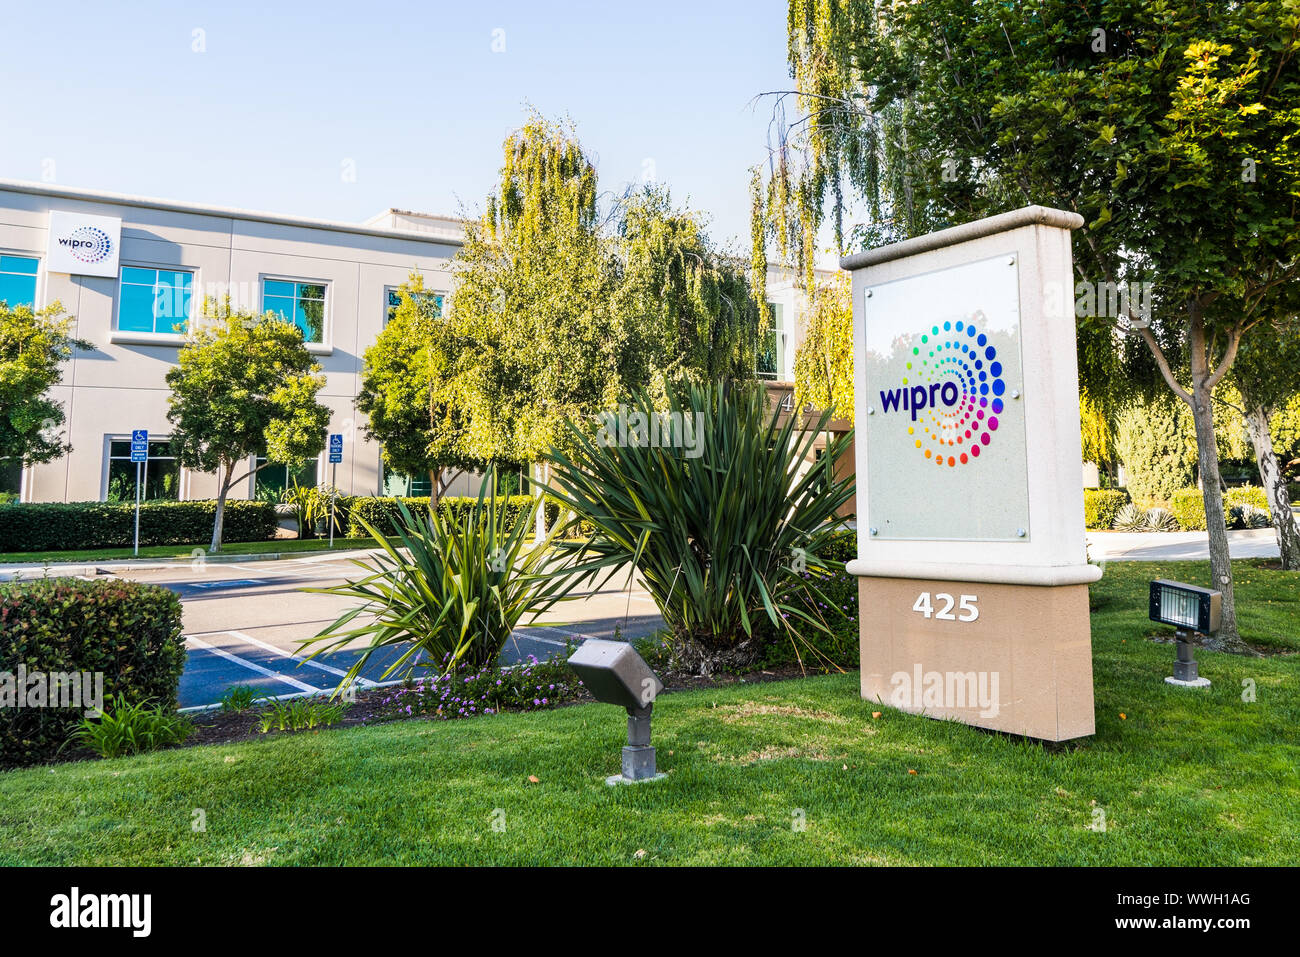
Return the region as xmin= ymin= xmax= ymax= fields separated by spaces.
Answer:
xmin=130 ymin=429 xmax=148 ymax=463
xmin=328 ymin=433 xmax=343 ymax=464
xmin=45 ymin=210 xmax=123 ymax=278
xmin=862 ymin=254 xmax=1030 ymax=542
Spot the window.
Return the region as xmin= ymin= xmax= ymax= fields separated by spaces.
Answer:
xmin=0 ymin=255 xmax=39 ymax=308
xmin=757 ymin=302 xmax=786 ymax=380
xmin=385 ymin=286 xmax=445 ymax=324
xmin=263 ymin=279 xmax=326 ymax=342
xmin=118 ymin=267 xmax=193 ymax=334
xmin=0 ymin=459 xmax=22 ymax=501
xmin=381 ymin=467 xmax=432 ymax=498
xmin=254 ymin=456 xmax=318 ymax=500
xmin=106 ymin=439 xmax=180 ymax=503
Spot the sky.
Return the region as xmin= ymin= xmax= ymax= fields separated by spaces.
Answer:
xmin=0 ymin=0 xmax=803 ymax=256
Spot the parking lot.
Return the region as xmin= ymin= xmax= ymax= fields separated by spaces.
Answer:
xmin=112 ymin=551 xmax=664 ymax=709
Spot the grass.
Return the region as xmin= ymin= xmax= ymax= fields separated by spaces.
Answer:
xmin=0 ymin=559 xmax=1295 ymax=865
xmin=0 ymin=537 xmax=380 ymax=565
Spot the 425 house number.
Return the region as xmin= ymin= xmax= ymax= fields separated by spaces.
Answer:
xmin=912 ymin=592 xmax=980 ymax=622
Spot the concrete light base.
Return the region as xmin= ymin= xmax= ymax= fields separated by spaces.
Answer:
xmin=605 ymin=773 xmax=668 ymax=786
xmin=858 ymin=576 xmax=1095 ymax=741
xmin=1165 ymin=676 xmax=1212 ymax=688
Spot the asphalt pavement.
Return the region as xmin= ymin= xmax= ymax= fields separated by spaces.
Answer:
xmin=109 ymin=552 xmax=664 ymax=709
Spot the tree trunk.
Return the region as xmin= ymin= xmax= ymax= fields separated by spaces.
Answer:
xmin=1182 ymin=310 xmax=1243 ymax=649
xmin=1244 ymin=403 xmax=1300 ymax=571
xmin=429 ymin=467 xmax=441 ymax=507
xmin=210 ymin=462 xmax=232 ymax=553
xmin=533 ymin=461 xmax=548 ymax=543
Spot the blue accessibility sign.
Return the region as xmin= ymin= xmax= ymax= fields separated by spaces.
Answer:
xmin=328 ymin=433 xmax=343 ymax=464
xmin=130 ymin=429 xmax=148 ymax=463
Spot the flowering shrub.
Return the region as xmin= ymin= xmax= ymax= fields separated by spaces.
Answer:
xmin=375 ymin=654 xmax=584 ymax=721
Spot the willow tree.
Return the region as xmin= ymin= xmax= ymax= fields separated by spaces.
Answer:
xmin=758 ymin=0 xmax=1300 ymax=645
xmin=792 ymin=271 xmax=854 ymax=421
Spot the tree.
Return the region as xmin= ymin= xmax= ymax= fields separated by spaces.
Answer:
xmin=0 ymin=301 xmax=86 ymax=472
xmin=792 ymin=271 xmax=854 ymax=421
xmin=1227 ymin=320 xmax=1300 ymax=568
xmin=356 ymin=274 xmax=481 ymax=505
xmin=166 ymin=302 xmax=330 ymax=552
xmin=759 ymin=0 xmax=1300 ymax=645
xmin=450 ymin=113 xmax=767 ymax=535
xmin=1114 ymin=398 xmax=1198 ymax=506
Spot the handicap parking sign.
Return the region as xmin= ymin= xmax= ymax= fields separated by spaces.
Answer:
xmin=130 ymin=429 xmax=148 ymax=463
xmin=328 ymin=433 xmax=343 ymax=464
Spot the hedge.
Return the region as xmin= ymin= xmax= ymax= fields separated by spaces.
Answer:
xmin=0 ymin=500 xmax=277 ymax=553
xmin=345 ymin=495 xmax=563 ymax=539
xmin=0 ymin=578 xmax=185 ymax=767
xmin=1084 ymin=488 xmax=1130 ymax=530
xmin=1171 ymin=486 xmax=1271 ymax=531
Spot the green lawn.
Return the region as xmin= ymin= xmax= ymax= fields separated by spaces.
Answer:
xmin=0 ymin=559 xmax=1295 ymax=865
xmin=0 ymin=537 xmax=380 ymax=565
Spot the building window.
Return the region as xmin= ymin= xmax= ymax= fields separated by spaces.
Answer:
xmin=757 ymin=302 xmax=785 ymax=380
xmin=253 ymin=457 xmax=319 ymax=500
xmin=384 ymin=286 xmax=445 ymax=324
xmin=106 ymin=439 xmax=181 ymax=503
xmin=0 ymin=460 xmax=22 ymax=502
xmin=381 ymin=466 xmax=432 ymax=498
xmin=263 ymin=279 xmax=326 ymax=342
xmin=0 ymin=255 xmax=39 ymax=308
xmin=118 ymin=267 xmax=193 ymax=334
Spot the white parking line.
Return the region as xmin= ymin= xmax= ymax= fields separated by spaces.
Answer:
xmin=185 ymin=634 xmax=320 ymax=693
xmin=225 ymin=629 xmax=377 ymax=687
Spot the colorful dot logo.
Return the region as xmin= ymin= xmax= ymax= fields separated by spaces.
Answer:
xmin=61 ymin=226 xmax=113 ymax=264
xmin=882 ymin=312 xmax=1010 ymax=468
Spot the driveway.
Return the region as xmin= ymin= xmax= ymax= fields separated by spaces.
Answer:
xmin=1085 ymin=527 xmax=1280 ymax=562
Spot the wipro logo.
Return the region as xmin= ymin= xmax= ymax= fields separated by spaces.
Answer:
xmin=57 ymin=225 xmax=113 ymax=263
xmin=878 ymin=315 xmax=1011 ymax=468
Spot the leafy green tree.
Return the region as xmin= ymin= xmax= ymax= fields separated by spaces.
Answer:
xmin=1114 ymin=398 xmax=1198 ymax=506
xmin=356 ymin=274 xmax=481 ymax=504
xmin=792 ymin=272 xmax=854 ymax=421
xmin=166 ymin=302 xmax=330 ymax=552
xmin=0 ymin=301 xmax=87 ymax=472
xmin=759 ymin=0 xmax=1300 ymax=643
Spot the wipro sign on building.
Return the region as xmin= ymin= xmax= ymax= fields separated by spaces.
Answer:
xmin=45 ymin=210 xmax=122 ymax=277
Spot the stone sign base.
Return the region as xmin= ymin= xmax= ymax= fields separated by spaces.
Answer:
xmin=858 ymin=576 xmax=1095 ymax=742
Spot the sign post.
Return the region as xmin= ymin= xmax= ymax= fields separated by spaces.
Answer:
xmin=130 ymin=430 xmax=148 ymax=557
xmin=843 ymin=206 xmax=1099 ymax=741
xmin=327 ymin=433 xmax=343 ymax=548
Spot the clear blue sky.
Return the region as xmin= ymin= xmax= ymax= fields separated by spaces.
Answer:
xmin=0 ymin=0 xmax=798 ymax=253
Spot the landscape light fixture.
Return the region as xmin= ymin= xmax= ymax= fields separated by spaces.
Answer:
xmin=566 ymin=639 xmax=666 ymax=785
xmin=1148 ymin=579 xmax=1221 ymax=688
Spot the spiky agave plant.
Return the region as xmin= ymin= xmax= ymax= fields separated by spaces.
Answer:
xmin=547 ymin=380 xmax=855 ymax=674
xmin=299 ymin=470 xmax=582 ymax=693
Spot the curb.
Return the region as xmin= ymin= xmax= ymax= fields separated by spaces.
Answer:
xmin=0 ymin=547 xmax=384 ymax=581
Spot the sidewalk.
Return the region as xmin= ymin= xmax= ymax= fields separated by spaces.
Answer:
xmin=1086 ymin=528 xmax=1279 ymax=562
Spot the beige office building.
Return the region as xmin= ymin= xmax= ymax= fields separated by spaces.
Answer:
xmin=0 ymin=179 xmax=823 ymax=506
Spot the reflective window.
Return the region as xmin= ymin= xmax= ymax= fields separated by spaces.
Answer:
xmin=757 ymin=302 xmax=785 ymax=380
xmin=263 ymin=279 xmax=326 ymax=342
xmin=384 ymin=286 xmax=445 ymax=325
xmin=118 ymin=266 xmax=193 ymax=334
xmin=106 ymin=439 xmax=180 ymax=502
xmin=0 ymin=255 xmax=39 ymax=308
xmin=254 ymin=457 xmax=318 ymax=500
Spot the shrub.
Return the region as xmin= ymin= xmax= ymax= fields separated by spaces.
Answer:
xmin=219 ymin=685 xmax=270 ymax=713
xmin=345 ymin=494 xmax=559 ymax=539
xmin=376 ymin=654 xmax=583 ymax=721
xmin=0 ymin=499 xmax=276 ymax=553
xmin=68 ymin=694 xmax=192 ymax=759
xmin=1143 ymin=507 xmax=1180 ymax=532
xmin=1170 ymin=488 xmax=1208 ymax=530
xmin=1172 ymin=485 xmax=1272 ymax=531
xmin=1084 ymin=488 xmax=1130 ymax=529
xmin=1114 ymin=399 xmax=1198 ymax=506
xmin=0 ymin=578 xmax=185 ymax=767
xmin=302 ymin=472 xmax=584 ymax=686
xmin=547 ymin=380 xmax=856 ymax=674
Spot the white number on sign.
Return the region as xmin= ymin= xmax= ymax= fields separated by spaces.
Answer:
xmin=913 ymin=592 xmax=979 ymax=623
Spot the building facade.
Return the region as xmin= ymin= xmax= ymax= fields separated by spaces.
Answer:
xmin=0 ymin=179 xmax=826 ymax=506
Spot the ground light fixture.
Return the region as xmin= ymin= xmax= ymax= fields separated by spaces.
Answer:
xmin=1148 ymin=579 xmax=1221 ymax=688
xmin=566 ymin=639 xmax=667 ymax=785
